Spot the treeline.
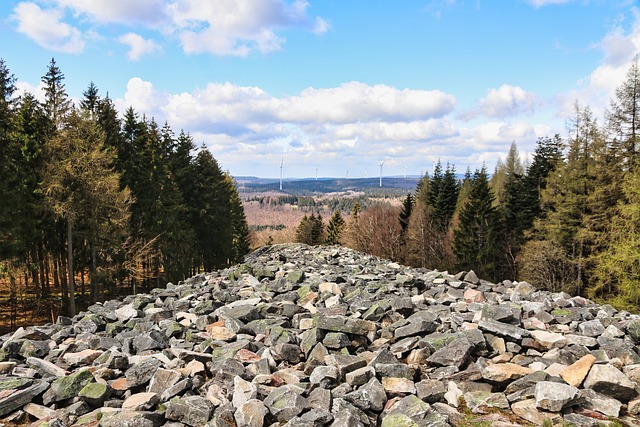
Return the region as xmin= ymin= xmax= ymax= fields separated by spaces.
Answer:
xmin=248 ymin=193 xmax=394 ymax=214
xmin=295 ymin=58 xmax=640 ymax=311
xmin=0 ymin=58 xmax=250 ymax=318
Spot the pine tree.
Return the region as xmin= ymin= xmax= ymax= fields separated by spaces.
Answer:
xmin=453 ymin=166 xmax=500 ymax=280
xmin=325 ymin=210 xmax=346 ymax=245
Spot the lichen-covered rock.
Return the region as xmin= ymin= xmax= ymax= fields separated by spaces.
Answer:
xmin=165 ymin=395 xmax=213 ymax=426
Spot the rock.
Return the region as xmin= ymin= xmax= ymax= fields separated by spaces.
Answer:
xmin=579 ymin=388 xmax=623 ymax=418
xmin=165 ymin=395 xmax=214 ymax=427
xmin=263 ymin=385 xmax=306 ymax=422
xmin=534 ymin=381 xmax=579 ymax=411
xmin=3 ymin=244 xmax=640 ymax=426
xmin=426 ymin=337 xmax=475 ymax=370
xmin=235 ymin=399 xmax=268 ymax=427
xmin=583 ymin=364 xmax=637 ymax=401
xmin=512 ymin=399 xmax=562 ymax=425
xmin=481 ymin=362 xmax=531 ymax=384
xmin=122 ymin=392 xmax=159 ymax=411
xmin=43 ymin=370 xmax=95 ymax=405
xmin=559 ymin=354 xmax=596 ymax=387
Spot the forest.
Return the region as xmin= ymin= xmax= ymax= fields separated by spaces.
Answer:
xmin=293 ymin=58 xmax=640 ymax=312
xmin=0 ymin=58 xmax=250 ymax=325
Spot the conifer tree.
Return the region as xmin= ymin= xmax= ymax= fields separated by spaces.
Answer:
xmin=325 ymin=210 xmax=346 ymax=245
xmin=607 ymin=56 xmax=640 ymax=169
xmin=453 ymin=166 xmax=499 ymax=280
xmin=41 ymin=58 xmax=72 ymax=129
xmin=226 ymin=173 xmax=251 ymax=263
xmin=42 ymin=109 xmax=130 ymax=315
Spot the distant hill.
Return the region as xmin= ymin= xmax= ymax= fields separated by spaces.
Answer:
xmin=235 ymin=176 xmax=421 ymax=195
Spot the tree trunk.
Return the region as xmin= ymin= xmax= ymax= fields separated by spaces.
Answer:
xmin=90 ymin=239 xmax=97 ymax=304
xmin=67 ymin=220 xmax=76 ymax=316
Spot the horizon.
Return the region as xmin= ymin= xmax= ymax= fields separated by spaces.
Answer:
xmin=1 ymin=1 xmax=639 ymax=178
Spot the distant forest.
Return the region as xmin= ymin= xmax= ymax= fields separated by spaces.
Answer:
xmin=293 ymin=58 xmax=640 ymax=312
xmin=0 ymin=58 xmax=250 ymax=319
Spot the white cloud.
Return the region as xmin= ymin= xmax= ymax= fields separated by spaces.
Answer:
xmin=169 ymin=0 xmax=322 ymax=56
xmin=55 ymin=0 xmax=168 ymax=26
xmin=527 ymin=0 xmax=575 ymax=8
xmin=118 ymin=33 xmax=162 ymax=61
xmin=278 ymin=82 xmax=456 ymax=124
xmin=114 ymin=77 xmax=549 ymax=177
xmin=469 ymin=84 xmax=536 ymax=119
xmin=557 ymin=9 xmax=640 ymax=118
xmin=313 ymin=17 xmax=330 ymax=34
xmin=14 ymin=80 xmax=46 ymax=103
xmin=12 ymin=2 xmax=85 ymax=53
xmin=12 ymin=0 xmax=326 ymax=58
xmin=119 ymin=78 xmax=169 ymax=116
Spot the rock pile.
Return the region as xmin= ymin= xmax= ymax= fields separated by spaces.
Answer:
xmin=1 ymin=243 xmax=640 ymax=426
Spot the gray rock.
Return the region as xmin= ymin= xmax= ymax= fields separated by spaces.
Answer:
xmin=125 ymin=357 xmax=160 ymax=389
xmin=534 ymin=381 xmax=579 ymax=412
xmin=43 ymin=369 xmax=94 ymax=405
xmin=426 ymin=337 xmax=474 ymax=369
xmin=234 ymin=399 xmax=268 ymax=427
xmin=263 ymin=385 xmax=306 ymax=422
xmin=165 ymin=395 xmax=213 ymax=426
xmin=583 ymin=364 xmax=637 ymax=401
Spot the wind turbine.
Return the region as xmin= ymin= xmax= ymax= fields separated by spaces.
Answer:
xmin=404 ymin=163 xmax=407 ymax=179
xmin=279 ymin=157 xmax=283 ymax=191
xmin=379 ymin=161 xmax=385 ymax=187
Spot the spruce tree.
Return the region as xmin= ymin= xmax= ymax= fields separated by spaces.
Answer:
xmin=325 ymin=210 xmax=346 ymax=245
xmin=453 ymin=166 xmax=499 ymax=280
xmin=41 ymin=58 xmax=72 ymax=129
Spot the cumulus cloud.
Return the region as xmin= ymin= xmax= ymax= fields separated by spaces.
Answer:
xmin=55 ymin=0 xmax=168 ymax=26
xmin=170 ymin=0 xmax=314 ymax=56
xmin=464 ymin=84 xmax=536 ymax=119
xmin=12 ymin=0 xmax=326 ymax=58
xmin=118 ymin=33 xmax=162 ymax=61
xmin=278 ymin=82 xmax=456 ymax=124
xmin=12 ymin=2 xmax=85 ymax=53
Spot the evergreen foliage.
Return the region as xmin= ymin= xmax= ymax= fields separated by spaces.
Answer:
xmin=453 ymin=167 xmax=500 ymax=281
xmin=325 ymin=210 xmax=346 ymax=245
xmin=0 ymin=57 xmax=250 ymax=316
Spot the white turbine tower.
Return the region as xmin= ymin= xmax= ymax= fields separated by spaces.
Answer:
xmin=279 ymin=157 xmax=283 ymax=191
xmin=379 ymin=161 xmax=385 ymax=187
xmin=404 ymin=163 xmax=407 ymax=179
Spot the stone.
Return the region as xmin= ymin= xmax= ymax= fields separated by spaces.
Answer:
xmin=0 ymin=379 xmax=49 ymax=417
xmin=511 ymin=399 xmax=562 ymax=425
xmin=125 ymin=357 xmax=160 ymax=388
xmin=232 ymin=375 xmax=257 ymax=408
xmin=102 ymin=411 xmax=164 ymax=427
xmin=583 ymin=364 xmax=637 ymax=401
xmin=43 ymin=370 xmax=95 ymax=405
xmin=559 ymin=354 xmax=596 ymax=387
xmin=78 ymin=382 xmax=111 ymax=407
xmin=579 ymin=388 xmax=623 ymax=418
xmin=463 ymin=390 xmax=510 ymax=413
xmin=122 ymin=392 xmax=159 ymax=411
xmin=534 ymin=381 xmax=579 ymax=412
xmin=235 ymin=399 xmax=268 ymax=427
xmin=481 ymin=362 xmax=531 ymax=384
xmin=382 ymin=377 xmax=416 ymax=395
xmin=165 ymin=395 xmax=214 ymax=427
xmin=426 ymin=337 xmax=475 ymax=370
xmin=529 ymin=329 xmax=567 ymax=350
xmin=263 ymin=385 xmax=306 ymax=422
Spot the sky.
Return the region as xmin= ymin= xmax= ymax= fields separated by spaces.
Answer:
xmin=1 ymin=0 xmax=639 ymax=179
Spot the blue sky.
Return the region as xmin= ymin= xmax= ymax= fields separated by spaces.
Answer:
xmin=0 ymin=0 xmax=639 ymax=178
